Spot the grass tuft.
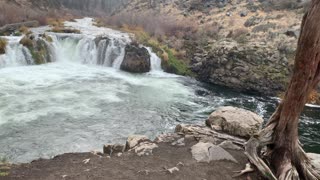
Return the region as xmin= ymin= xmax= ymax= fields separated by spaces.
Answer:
xmin=0 ymin=38 xmax=7 ymax=54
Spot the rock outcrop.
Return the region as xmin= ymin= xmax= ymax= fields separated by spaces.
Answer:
xmin=206 ymin=106 xmax=263 ymax=138
xmin=190 ymin=40 xmax=293 ymax=95
xmin=120 ymin=44 xmax=151 ymax=73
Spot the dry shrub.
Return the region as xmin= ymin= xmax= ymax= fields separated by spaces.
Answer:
xmin=20 ymin=36 xmax=33 ymax=48
xmin=0 ymin=2 xmax=62 ymax=27
xmin=19 ymin=26 xmax=29 ymax=34
xmin=0 ymin=38 xmax=8 ymax=54
xmin=308 ymin=90 xmax=320 ymax=104
xmin=103 ymin=12 xmax=197 ymax=38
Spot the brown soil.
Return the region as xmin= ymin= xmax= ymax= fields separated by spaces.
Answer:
xmin=1 ymin=139 xmax=260 ymax=180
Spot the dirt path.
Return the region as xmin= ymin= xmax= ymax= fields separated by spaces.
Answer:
xmin=1 ymin=138 xmax=260 ymax=180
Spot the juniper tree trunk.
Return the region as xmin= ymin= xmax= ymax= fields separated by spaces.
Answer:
xmin=245 ymin=1 xmax=320 ymax=179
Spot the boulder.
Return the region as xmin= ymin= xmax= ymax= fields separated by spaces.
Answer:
xmin=206 ymin=106 xmax=263 ymax=138
xmin=125 ymin=135 xmax=150 ymax=150
xmin=120 ymin=44 xmax=151 ymax=73
xmin=191 ymin=142 xmax=237 ymax=163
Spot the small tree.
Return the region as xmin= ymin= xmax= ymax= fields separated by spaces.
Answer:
xmin=245 ymin=1 xmax=320 ymax=179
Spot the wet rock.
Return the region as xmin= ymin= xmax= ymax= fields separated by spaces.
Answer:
xmin=120 ymin=44 xmax=151 ymax=73
xmin=206 ymin=106 xmax=263 ymax=138
xmin=126 ymin=135 xmax=150 ymax=150
xmin=219 ymin=140 xmax=242 ymax=150
xmin=191 ymin=142 xmax=237 ymax=163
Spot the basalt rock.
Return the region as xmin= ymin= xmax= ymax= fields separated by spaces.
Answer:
xmin=189 ymin=40 xmax=292 ymax=96
xmin=120 ymin=44 xmax=151 ymax=73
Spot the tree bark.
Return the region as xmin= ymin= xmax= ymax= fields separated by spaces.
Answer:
xmin=245 ymin=1 xmax=320 ymax=179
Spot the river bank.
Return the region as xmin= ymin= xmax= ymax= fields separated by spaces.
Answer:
xmin=1 ymin=107 xmax=320 ymax=180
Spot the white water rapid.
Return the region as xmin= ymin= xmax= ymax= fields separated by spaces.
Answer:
xmin=0 ymin=18 xmax=319 ymax=163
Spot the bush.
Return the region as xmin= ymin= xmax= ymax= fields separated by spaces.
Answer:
xmin=20 ymin=36 xmax=33 ymax=48
xmin=19 ymin=26 xmax=29 ymax=34
xmin=102 ymin=12 xmax=197 ymax=39
xmin=0 ymin=38 xmax=7 ymax=54
xmin=252 ymin=23 xmax=277 ymax=33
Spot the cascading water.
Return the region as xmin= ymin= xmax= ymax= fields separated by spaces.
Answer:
xmin=146 ymin=47 xmax=162 ymax=72
xmin=0 ymin=18 xmax=319 ymax=163
xmin=0 ymin=37 xmax=34 ymax=68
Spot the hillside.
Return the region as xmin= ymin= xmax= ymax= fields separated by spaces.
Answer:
xmin=104 ymin=0 xmax=310 ymax=96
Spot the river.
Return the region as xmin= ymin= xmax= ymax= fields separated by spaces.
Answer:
xmin=0 ymin=18 xmax=319 ymax=163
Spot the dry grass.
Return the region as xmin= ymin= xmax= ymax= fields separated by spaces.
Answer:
xmin=308 ymin=90 xmax=320 ymax=104
xmin=102 ymin=12 xmax=197 ymax=38
xmin=19 ymin=36 xmax=33 ymax=48
xmin=0 ymin=38 xmax=7 ymax=54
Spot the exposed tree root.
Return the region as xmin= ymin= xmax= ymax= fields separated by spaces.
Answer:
xmin=243 ymin=121 xmax=320 ymax=180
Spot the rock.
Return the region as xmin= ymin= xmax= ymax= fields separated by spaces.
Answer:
xmin=285 ymin=29 xmax=299 ymax=38
xmin=167 ymin=167 xmax=179 ymax=174
xmin=120 ymin=44 xmax=151 ymax=73
xmin=191 ymin=142 xmax=237 ymax=163
xmin=307 ymin=153 xmax=320 ymax=172
xmin=103 ymin=144 xmax=125 ymax=155
xmin=154 ymin=133 xmax=182 ymax=143
xmin=103 ymin=144 xmax=113 ymax=155
xmin=125 ymin=135 xmax=150 ymax=150
xmin=206 ymin=106 xmax=263 ymax=138
xmin=240 ymin=11 xmax=248 ymax=17
xmin=219 ymin=140 xmax=242 ymax=150
xmin=133 ymin=141 xmax=158 ymax=156
xmin=171 ymin=138 xmax=185 ymax=146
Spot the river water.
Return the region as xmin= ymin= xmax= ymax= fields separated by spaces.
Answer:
xmin=0 ymin=18 xmax=319 ymax=163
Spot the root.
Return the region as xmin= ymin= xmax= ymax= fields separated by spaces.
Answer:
xmin=244 ymin=122 xmax=320 ymax=180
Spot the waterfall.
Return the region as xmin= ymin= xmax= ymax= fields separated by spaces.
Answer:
xmin=0 ymin=18 xmax=164 ymax=72
xmin=146 ymin=47 xmax=163 ymax=72
xmin=48 ymin=34 xmax=126 ymax=69
xmin=0 ymin=37 xmax=34 ymax=68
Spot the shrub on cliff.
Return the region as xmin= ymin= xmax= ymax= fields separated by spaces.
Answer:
xmin=0 ymin=38 xmax=7 ymax=54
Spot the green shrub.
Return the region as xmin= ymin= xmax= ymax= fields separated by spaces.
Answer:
xmin=0 ymin=38 xmax=7 ymax=54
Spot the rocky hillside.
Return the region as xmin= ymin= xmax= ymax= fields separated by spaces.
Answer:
xmin=110 ymin=0 xmax=309 ymax=96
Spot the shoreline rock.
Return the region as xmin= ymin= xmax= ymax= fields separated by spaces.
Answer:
xmin=206 ymin=106 xmax=263 ymax=138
